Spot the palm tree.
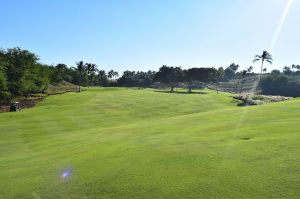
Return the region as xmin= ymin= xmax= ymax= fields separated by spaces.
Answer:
xmin=113 ymin=71 xmax=119 ymax=80
xmin=214 ymin=67 xmax=224 ymax=94
xmin=107 ymin=70 xmax=114 ymax=80
xmin=253 ymin=51 xmax=273 ymax=81
xmin=107 ymin=70 xmax=119 ymax=81
xmin=247 ymin=66 xmax=253 ymax=73
xmin=53 ymin=64 xmax=67 ymax=82
xmin=85 ymin=63 xmax=98 ymax=86
xmin=74 ymin=61 xmax=86 ymax=92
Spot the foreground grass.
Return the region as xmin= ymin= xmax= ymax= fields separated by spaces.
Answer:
xmin=1 ymin=88 xmax=300 ymax=198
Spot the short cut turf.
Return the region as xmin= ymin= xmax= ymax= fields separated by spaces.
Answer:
xmin=1 ymin=88 xmax=300 ymax=198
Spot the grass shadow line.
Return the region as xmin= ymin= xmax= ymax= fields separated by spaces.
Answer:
xmin=154 ymin=90 xmax=208 ymax=95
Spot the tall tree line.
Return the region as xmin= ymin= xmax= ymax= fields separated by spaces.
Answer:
xmin=0 ymin=47 xmax=252 ymax=101
xmin=3 ymin=47 xmax=300 ymax=100
xmin=0 ymin=48 xmax=50 ymax=100
xmin=0 ymin=47 xmax=112 ymax=101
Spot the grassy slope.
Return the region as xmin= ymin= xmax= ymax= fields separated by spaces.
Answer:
xmin=216 ymin=76 xmax=259 ymax=93
xmin=1 ymin=88 xmax=300 ymax=198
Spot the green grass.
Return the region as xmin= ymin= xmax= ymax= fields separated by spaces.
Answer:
xmin=1 ymin=88 xmax=300 ymax=198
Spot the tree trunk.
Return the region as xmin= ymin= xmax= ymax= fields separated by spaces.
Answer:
xmin=170 ymin=86 xmax=174 ymax=92
xmin=216 ymin=82 xmax=219 ymax=94
xmin=78 ymin=79 xmax=81 ymax=92
xmin=256 ymin=60 xmax=264 ymax=94
xmin=260 ymin=59 xmax=264 ymax=82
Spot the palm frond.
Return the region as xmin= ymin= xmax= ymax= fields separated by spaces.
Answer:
xmin=266 ymin=57 xmax=273 ymax=61
xmin=253 ymin=58 xmax=261 ymax=63
xmin=266 ymin=60 xmax=273 ymax=64
xmin=254 ymin=55 xmax=262 ymax=59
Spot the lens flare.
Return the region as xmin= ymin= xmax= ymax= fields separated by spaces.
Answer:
xmin=251 ymin=0 xmax=294 ymax=92
xmin=268 ymin=0 xmax=294 ymax=52
xmin=61 ymin=169 xmax=72 ymax=179
xmin=213 ymin=1 xmax=295 ymax=182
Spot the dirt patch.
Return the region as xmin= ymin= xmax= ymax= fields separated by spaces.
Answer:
xmin=0 ymin=95 xmax=45 ymax=113
xmin=1 ymin=81 xmax=82 ymax=113
xmin=0 ymin=106 xmax=10 ymax=112
xmin=19 ymin=96 xmax=45 ymax=109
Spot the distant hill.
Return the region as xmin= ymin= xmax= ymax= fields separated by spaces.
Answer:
xmin=47 ymin=81 xmax=81 ymax=95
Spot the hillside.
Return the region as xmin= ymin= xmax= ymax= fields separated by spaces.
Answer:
xmin=0 ymin=81 xmax=80 ymax=113
xmin=215 ymin=75 xmax=260 ymax=93
xmin=47 ymin=81 xmax=81 ymax=95
xmin=1 ymin=88 xmax=300 ymax=198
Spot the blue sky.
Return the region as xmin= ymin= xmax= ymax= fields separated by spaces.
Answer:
xmin=1 ymin=0 xmax=299 ymax=72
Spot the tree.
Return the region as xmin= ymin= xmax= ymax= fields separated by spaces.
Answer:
xmin=118 ymin=70 xmax=155 ymax=87
xmin=107 ymin=70 xmax=119 ymax=81
xmin=0 ymin=47 xmax=56 ymax=98
xmin=224 ymin=63 xmax=240 ymax=81
xmin=108 ymin=70 xmax=115 ymax=80
xmin=212 ymin=67 xmax=225 ymax=94
xmin=113 ymin=71 xmax=119 ymax=80
xmin=85 ymin=63 xmax=98 ymax=86
xmin=184 ymin=67 xmax=216 ymax=93
xmin=74 ymin=61 xmax=86 ymax=92
xmin=0 ymin=51 xmax=8 ymax=96
xmin=236 ymin=66 xmax=253 ymax=94
xmin=3 ymin=47 xmax=41 ymax=96
xmin=97 ymin=70 xmax=108 ymax=86
xmin=34 ymin=63 xmax=51 ymax=93
xmin=0 ymin=60 xmax=10 ymax=102
xmin=271 ymin=70 xmax=281 ymax=75
xmin=292 ymin=65 xmax=300 ymax=75
xmin=153 ymin=65 xmax=183 ymax=92
xmin=253 ymin=51 xmax=273 ymax=81
xmin=117 ymin=71 xmax=136 ymax=87
xmin=259 ymin=74 xmax=300 ymax=97
xmin=52 ymin=63 xmax=68 ymax=83
xmin=283 ymin=66 xmax=293 ymax=76
xmin=247 ymin=66 xmax=253 ymax=73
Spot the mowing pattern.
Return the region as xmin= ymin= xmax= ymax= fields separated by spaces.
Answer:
xmin=1 ymin=88 xmax=300 ymax=198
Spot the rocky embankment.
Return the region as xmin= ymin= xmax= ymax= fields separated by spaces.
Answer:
xmin=234 ymin=94 xmax=291 ymax=106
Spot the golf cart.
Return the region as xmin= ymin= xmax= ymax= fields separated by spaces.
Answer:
xmin=10 ymin=102 xmax=21 ymax=112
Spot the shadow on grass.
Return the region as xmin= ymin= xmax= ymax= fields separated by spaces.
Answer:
xmin=155 ymin=90 xmax=207 ymax=95
xmin=237 ymin=102 xmax=255 ymax=107
xmin=230 ymin=99 xmax=254 ymax=107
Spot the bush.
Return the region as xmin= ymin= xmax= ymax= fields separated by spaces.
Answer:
xmin=259 ymin=74 xmax=300 ymax=97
